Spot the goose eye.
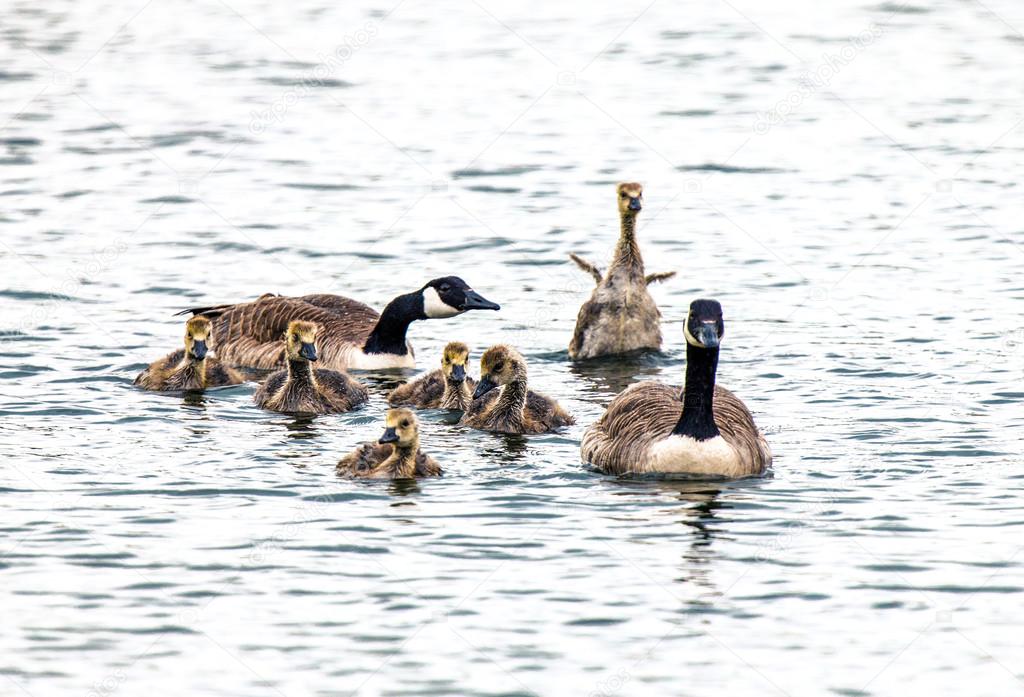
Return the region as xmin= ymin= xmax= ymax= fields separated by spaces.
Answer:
xmin=440 ymin=283 xmax=451 ymax=293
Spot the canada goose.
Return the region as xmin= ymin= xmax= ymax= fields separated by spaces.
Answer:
xmin=568 ymin=182 xmax=676 ymax=360
xmin=387 ymin=341 xmax=476 ymax=410
xmin=581 ymin=299 xmax=771 ymax=478
xmin=336 ymin=408 xmax=442 ymax=479
xmin=253 ymin=320 xmax=368 ymax=414
xmin=460 ymin=345 xmax=574 ymax=434
xmin=134 ymin=316 xmax=244 ymax=391
xmin=179 ymin=277 xmax=500 ymax=372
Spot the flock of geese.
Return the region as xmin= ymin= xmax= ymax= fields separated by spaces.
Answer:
xmin=135 ymin=183 xmax=772 ymax=480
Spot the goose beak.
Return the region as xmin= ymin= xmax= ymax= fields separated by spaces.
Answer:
xmin=695 ymin=323 xmax=720 ymax=349
xmin=299 ymin=342 xmax=318 ymax=361
xmin=473 ymin=375 xmax=498 ymax=400
xmin=379 ymin=427 xmax=399 ymax=444
xmin=450 ymin=363 xmax=466 ymax=383
xmin=191 ymin=340 xmax=208 ymax=360
xmin=460 ymin=289 xmax=500 ymax=312
xmin=628 ymin=197 xmax=642 ymax=212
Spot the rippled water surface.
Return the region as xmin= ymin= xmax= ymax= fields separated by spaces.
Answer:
xmin=2 ymin=0 xmax=1024 ymax=694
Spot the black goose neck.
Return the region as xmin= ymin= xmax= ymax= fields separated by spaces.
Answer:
xmin=672 ymin=342 xmax=720 ymax=441
xmin=363 ymin=291 xmax=425 ymax=355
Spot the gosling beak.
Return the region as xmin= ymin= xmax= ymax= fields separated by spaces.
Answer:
xmin=473 ymin=375 xmax=498 ymax=400
xmin=460 ymin=289 xmax=500 ymax=312
xmin=299 ymin=342 xmax=318 ymax=361
xmin=450 ymin=363 xmax=466 ymax=383
xmin=628 ymin=197 xmax=642 ymax=212
xmin=191 ymin=339 xmax=208 ymax=360
xmin=378 ymin=427 xmax=399 ymax=444
xmin=695 ymin=323 xmax=720 ymax=349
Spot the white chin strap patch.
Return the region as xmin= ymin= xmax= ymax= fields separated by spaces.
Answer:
xmin=423 ymin=287 xmax=461 ymax=318
xmin=683 ymin=318 xmax=699 ymax=346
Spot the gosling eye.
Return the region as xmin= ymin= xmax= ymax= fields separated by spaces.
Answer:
xmin=493 ymin=362 xmax=505 ymax=372
xmin=292 ymin=334 xmax=299 ymax=342
xmin=401 ymin=420 xmax=409 ymax=428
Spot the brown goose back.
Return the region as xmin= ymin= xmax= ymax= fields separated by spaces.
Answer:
xmin=195 ymin=294 xmax=382 ymax=372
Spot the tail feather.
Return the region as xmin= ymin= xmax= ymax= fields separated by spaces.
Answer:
xmin=174 ymin=304 xmax=229 ymax=318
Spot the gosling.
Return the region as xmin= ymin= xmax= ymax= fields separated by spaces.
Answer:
xmin=253 ymin=320 xmax=368 ymax=414
xmin=387 ymin=342 xmax=476 ymax=410
xmin=337 ymin=408 xmax=442 ymax=479
xmin=134 ymin=316 xmax=244 ymax=391
xmin=568 ymin=182 xmax=676 ymax=360
xmin=459 ymin=345 xmax=574 ymax=434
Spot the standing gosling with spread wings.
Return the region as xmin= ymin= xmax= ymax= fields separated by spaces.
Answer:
xmin=387 ymin=341 xmax=476 ymax=410
xmin=568 ymin=182 xmax=676 ymax=360
xmin=337 ymin=408 xmax=441 ymax=479
xmin=581 ymin=299 xmax=771 ymax=478
xmin=253 ymin=320 xmax=368 ymax=414
xmin=460 ymin=345 xmax=574 ymax=434
xmin=135 ymin=316 xmax=244 ymax=391
xmin=180 ymin=277 xmax=499 ymax=372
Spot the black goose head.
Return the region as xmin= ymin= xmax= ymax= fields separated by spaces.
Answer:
xmin=421 ymin=277 xmax=500 ymax=319
xmin=683 ymin=299 xmax=724 ymax=349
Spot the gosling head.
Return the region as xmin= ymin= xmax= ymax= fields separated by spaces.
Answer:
xmin=421 ymin=277 xmax=500 ymax=319
xmin=473 ymin=344 xmax=525 ymax=399
xmin=441 ymin=341 xmax=470 ymax=384
xmin=616 ymin=182 xmax=643 ymax=216
xmin=378 ymin=408 xmax=419 ymax=448
xmin=684 ymin=299 xmax=724 ymax=350
xmin=184 ymin=316 xmax=212 ymax=361
xmin=285 ymin=320 xmax=319 ymax=362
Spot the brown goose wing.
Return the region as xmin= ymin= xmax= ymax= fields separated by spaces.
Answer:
xmin=526 ymin=390 xmax=575 ymax=430
xmin=711 ymin=385 xmax=772 ymax=474
xmin=314 ymin=369 xmax=370 ymax=411
xmin=337 ymin=442 xmax=390 ymax=475
xmin=193 ymin=295 xmax=380 ymax=370
xmin=415 ymin=452 xmax=442 ymax=477
xmin=298 ymin=294 xmax=379 ymax=321
xmin=387 ymin=370 xmax=444 ymax=407
xmin=581 ymin=381 xmax=681 ymax=473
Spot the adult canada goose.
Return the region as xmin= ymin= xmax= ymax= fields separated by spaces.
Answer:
xmin=387 ymin=341 xmax=476 ymax=410
xmin=460 ymin=345 xmax=574 ymax=434
xmin=134 ymin=316 xmax=244 ymax=391
xmin=568 ymin=182 xmax=676 ymax=360
xmin=581 ymin=299 xmax=771 ymax=478
xmin=179 ymin=277 xmax=500 ymax=372
xmin=336 ymin=408 xmax=442 ymax=479
xmin=253 ymin=320 xmax=368 ymax=414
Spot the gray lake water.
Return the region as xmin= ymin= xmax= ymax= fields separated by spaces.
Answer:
xmin=2 ymin=0 xmax=1023 ymax=695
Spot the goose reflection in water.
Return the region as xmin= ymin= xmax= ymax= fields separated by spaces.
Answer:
xmin=279 ymin=414 xmax=321 ymax=441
